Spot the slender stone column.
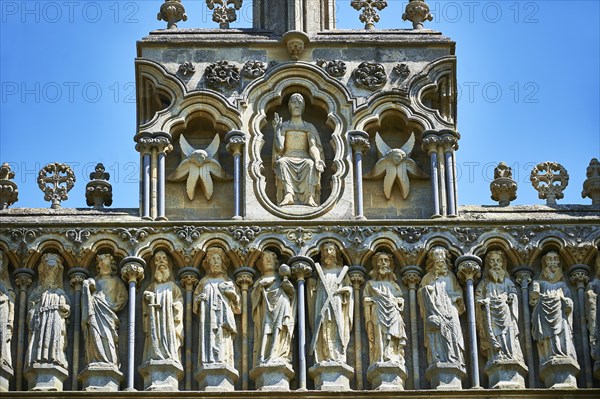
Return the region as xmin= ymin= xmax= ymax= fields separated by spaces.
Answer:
xmin=441 ymin=134 xmax=459 ymax=217
xmin=437 ymin=147 xmax=447 ymax=216
xmin=136 ymin=135 xmax=153 ymax=220
xmin=120 ymin=256 xmax=146 ymax=391
xmin=513 ymin=266 xmax=535 ymax=388
xmin=290 ymin=256 xmax=314 ymax=391
xmin=13 ymin=268 xmax=34 ymax=391
xmin=150 ymin=147 xmax=158 ymax=220
xmin=155 ymin=134 xmax=173 ymax=221
xmin=67 ymin=267 xmax=90 ymax=391
xmin=569 ymin=265 xmax=593 ymax=387
xmin=402 ymin=266 xmax=423 ymax=390
xmin=234 ymin=267 xmax=256 ymax=390
xmin=349 ymin=131 xmax=370 ymax=220
xmin=348 ymin=265 xmax=366 ymax=389
xmin=225 ymin=130 xmax=246 ymax=221
xmin=178 ymin=267 xmax=200 ymax=391
xmin=422 ymin=135 xmax=441 ymax=218
xmin=457 ymin=254 xmax=482 ymax=388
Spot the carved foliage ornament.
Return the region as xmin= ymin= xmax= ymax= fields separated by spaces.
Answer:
xmin=178 ymin=62 xmax=196 ymax=77
xmin=207 ymin=0 xmax=242 ymax=29
xmin=354 ymin=62 xmax=387 ymax=90
xmin=37 ymin=162 xmax=76 ymax=209
xmin=393 ymin=63 xmax=410 ymax=83
xmin=530 ymin=161 xmax=569 ymax=205
xmin=205 ymin=60 xmax=240 ymax=90
xmin=241 ymin=60 xmax=266 ymax=79
xmin=351 ymin=0 xmax=388 ymax=30
xmin=0 ymin=162 xmax=18 ymax=210
xmin=316 ymin=59 xmax=347 ymax=78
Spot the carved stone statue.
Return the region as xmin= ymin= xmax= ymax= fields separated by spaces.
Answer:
xmin=272 ymin=93 xmax=325 ymax=207
xmin=364 ymin=252 xmax=408 ymax=390
xmin=250 ymin=250 xmax=296 ymax=390
xmin=418 ymin=246 xmax=466 ymax=389
xmin=475 ymin=250 xmax=527 ymax=389
xmin=586 ymin=254 xmax=600 ymax=380
xmin=80 ymin=253 xmax=128 ymax=391
xmin=24 ymin=253 xmax=70 ymax=391
xmin=194 ymin=247 xmax=241 ymax=391
xmin=531 ymin=251 xmax=579 ymax=388
xmin=0 ymin=250 xmax=15 ymax=391
xmin=139 ymin=250 xmax=184 ymax=391
xmin=308 ymin=242 xmax=354 ymax=390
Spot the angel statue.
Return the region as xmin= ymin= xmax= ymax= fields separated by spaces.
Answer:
xmin=168 ymin=134 xmax=232 ymax=201
xmin=364 ymin=132 xmax=428 ymax=200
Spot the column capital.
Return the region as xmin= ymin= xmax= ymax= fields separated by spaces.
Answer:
xmin=512 ymin=265 xmax=534 ymax=288
xmin=421 ymin=134 xmax=440 ymax=155
xmin=440 ymin=134 xmax=459 ymax=153
xmin=225 ymin=130 xmax=246 ymax=156
xmin=120 ymin=256 xmax=146 ymax=286
xmin=568 ymin=264 xmax=591 ymax=288
xmin=456 ymin=254 xmax=482 ymax=285
xmin=234 ymin=266 xmax=256 ymax=289
xmin=13 ymin=268 xmax=35 ymax=289
xmin=348 ymin=265 xmax=367 ymax=287
xmin=135 ymin=132 xmax=173 ymax=155
xmin=289 ymin=255 xmax=314 ymax=282
xmin=68 ymin=267 xmax=90 ymax=290
xmin=178 ymin=266 xmax=200 ymax=290
xmin=348 ymin=130 xmax=370 ymax=155
xmin=401 ymin=265 xmax=423 ymax=289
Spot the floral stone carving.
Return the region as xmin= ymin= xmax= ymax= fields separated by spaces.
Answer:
xmin=351 ymin=0 xmax=388 ymax=30
xmin=403 ymin=0 xmax=433 ymax=30
xmin=364 ymin=133 xmax=428 ymax=200
xmin=168 ymin=134 xmax=232 ymax=201
xmin=205 ymin=60 xmax=240 ymax=90
xmin=0 ymin=163 xmax=18 ymax=210
xmin=582 ymin=158 xmax=600 ymax=205
xmin=316 ymin=59 xmax=347 ymax=78
xmin=490 ymin=162 xmax=517 ymax=206
xmin=157 ymin=0 xmax=188 ymax=30
xmin=206 ymin=0 xmax=243 ymax=29
xmin=178 ymin=62 xmax=195 ymax=77
xmin=354 ymin=62 xmax=387 ymax=89
xmin=530 ymin=161 xmax=569 ymax=205
xmin=86 ymin=163 xmax=113 ymax=209
xmin=393 ymin=63 xmax=410 ymax=83
xmin=241 ymin=60 xmax=266 ymax=79
xmin=37 ymin=162 xmax=76 ymax=209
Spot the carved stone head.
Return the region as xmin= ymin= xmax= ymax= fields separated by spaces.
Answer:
xmin=152 ymin=250 xmax=173 ymax=283
xmin=485 ymin=249 xmax=508 ymax=283
xmin=370 ymin=252 xmax=395 ymax=281
xmin=96 ymin=253 xmax=117 ymax=277
xmin=320 ymin=242 xmax=343 ymax=269
xmin=288 ymin=93 xmax=305 ymax=117
xmin=256 ymin=250 xmax=278 ymax=276
xmin=426 ymin=246 xmax=450 ymax=277
xmin=39 ymin=253 xmax=64 ymax=289
xmin=541 ymin=251 xmax=563 ymax=283
xmin=203 ymin=247 xmax=230 ymax=277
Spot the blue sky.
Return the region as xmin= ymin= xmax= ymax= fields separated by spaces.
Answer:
xmin=1 ymin=0 xmax=599 ymax=210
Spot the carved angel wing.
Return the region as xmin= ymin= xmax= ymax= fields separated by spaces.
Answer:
xmin=405 ymin=159 xmax=429 ymax=179
xmin=205 ymin=159 xmax=233 ymax=181
xmin=396 ymin=163 xmax=410 ymax=199
xmin=205 ymin=134 xmax=221 ymax=161
xmin=363 ymin=158 xmax=388 ymax=180
xmin=179 ymin=134 xmax=196 ymax=158
xmin=401 ymin=133 xmax=415 ymax=156
xmin=167 ymin=159 xmax=191 ymax=182
xmin=375 ymin=132 xmax=392 ymax=157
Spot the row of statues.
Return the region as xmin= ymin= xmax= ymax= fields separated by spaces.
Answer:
xmin=1 ymin=244 xmax=599 ymax=391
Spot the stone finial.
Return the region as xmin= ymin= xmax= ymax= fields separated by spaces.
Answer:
xmin=0 ymin=163 xmax=18 ymax=210
xmin=157 ymin=0 xmax=188 ymax=29
xmin=85 ymin=163 xmax=113 ymax=210
xmin=37 ymin=162 xmax=76 ymax=209
xmin=351 ymin=0 xmax=388 ymax=30
xmin=282 ymin=31 xmax=309 ymax=61
xmin=403 ymin=0 xmax=433 ymax=30
xmin=206 ymin=0 xmax=243 ymax=29
xmin=582 ymin=158 xmax=600 ymax=205
xmin=490 ymin=162 xmax=517 ymax=206
xmin=530 ymin=161 xmax=569 ymax=205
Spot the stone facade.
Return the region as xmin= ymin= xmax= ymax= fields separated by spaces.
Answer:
xmin=0 ymin=0 xmax=598 ymax=397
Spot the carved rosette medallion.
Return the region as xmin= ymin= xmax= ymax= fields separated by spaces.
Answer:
xmin=241 ymin=60 xmax=266 ymax=79
xmin=393 ymin=63 xmax=410 ymax=82
xmin=353 ymin=62 xmax=387 ymax=90
xmin=316 ymin=59 xmax=347 ymax=78
xmin=37 ymin=162 xmax=76 ymax=209
xmin=530 ymin=161 xmax=569 ymax=205
xmin=205 ymin=60 xmax=240 ymax=90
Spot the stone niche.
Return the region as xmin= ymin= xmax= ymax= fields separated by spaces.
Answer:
xmin=362 ymin=111 xmax=433 ymax=219
xmin=165 ymin=113 xmax=235 ymax=220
